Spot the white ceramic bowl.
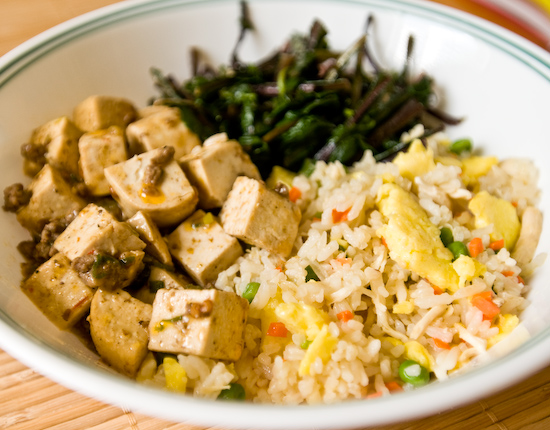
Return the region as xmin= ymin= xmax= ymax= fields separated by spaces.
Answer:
xmin=1 ymin=0 xmax=550 ymax=428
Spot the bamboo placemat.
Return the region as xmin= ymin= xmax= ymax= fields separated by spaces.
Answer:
xmin=2 ymin=0 xmax=550 ymax=429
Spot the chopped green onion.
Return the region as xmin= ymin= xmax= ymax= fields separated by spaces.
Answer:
xmin=398 ymin=360 xmax=430 ymax=387
xmin=91 ymin=253 xmax=119 ymax=279
xmin=218 ymin=382 xmax=246 ymax=400
xmin=336 ymin=239 xmax=349 ymax=251
xmin=154 ymin=315 xmax=183 ymax=332
xmin=439 ymin=227 xmax=454 ymax=247
xmin=242 ymin=282 xmax=260 ymax=303
xmin=448 ymin=241 xmax=469 ymax=260
xmin=149 ymin=280 xmax=165 ymax=293
xmin=450 ymin=138 xmax=472 ymax=154
xmin=305 ymin=265 xmax=320 ymax=282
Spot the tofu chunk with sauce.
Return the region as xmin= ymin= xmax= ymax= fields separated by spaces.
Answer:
xmin=21 ymin=253 xmax=94 ymax=329
xmin=78 ymin=126 xmax=128 ymax=196
xmin=104 ymin=147 xmax=198 ymax=227
xmin=54 ymin=203 xmax=145 ymax=261
xmin=127 ymin=211 xmax=173 ymax=267
xmin=180 ymin=133 xmax=261 ymax=209
xmin=89 ymin=289 xmax=152 ymax=377
xmin=126 ymin=107 xmax=200 ymax=158
xmin=27 ymin=116 xmax=82 ymax=176
xmin=166 ymin=210 xmax=243 ymax=286
xmin=73 ymin=95 xmax=136 ymax=132
xmin=16 ymin=165 xmax=86 ymax=235
xmin=148 ymin=288 xmax=248 ymax=361
xmin=220 ymin=177 xmax=301 ymax=257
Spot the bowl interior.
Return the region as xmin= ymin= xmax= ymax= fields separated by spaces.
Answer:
xmin=1 ymin=0 xmax=550 ymax=428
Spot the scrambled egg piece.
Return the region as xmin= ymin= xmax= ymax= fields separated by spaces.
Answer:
xmin=461 ymin=156 xmax=498 ymax=187
xmin=452 ymin=255 xmax=486 ymax=289
xmin=468 ymin=190 xmax=520 ymax=249
xmin=376 ymin=183 xmax=459 ymax=292
xmin=393 ymin=300 xmax=415 ymax=314
xmin=299 ymin=324 xmax=338 ymax=376
xmin=260 ymin=293 xmax=291 ymax=351
xmin=163 ymin=356 xmax=187 ymax=392
xmin=487 ymin=314 xmax=519 ymax=348
xmin=404 ymin=341 xmax=435 ymax=371
xmin=274 ymin=302 xmax=330 ymax=339
xmin=393 ymin=139 xmax=435 ymax=181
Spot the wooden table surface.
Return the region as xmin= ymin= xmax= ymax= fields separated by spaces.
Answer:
xmin=1 ymin=1 xmax=550 ymax=429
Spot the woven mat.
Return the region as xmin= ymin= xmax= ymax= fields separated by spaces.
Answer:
xmin=1 ymin=348 xmax=550 ymax=430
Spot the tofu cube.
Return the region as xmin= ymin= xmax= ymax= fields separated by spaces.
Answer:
xmin=180 ymin=133 xmax=261 ymax=209
xmin=220 ymin=177 xmax=301 ymax=257
xmin=21 ymin=253 xmax=94 ymax=329
xmin=89 ymin=289 xmax=152 ymax=377
xmin=148 ymin=288 xmax=248 ymax=361
xmin=54 ymin=203 xmax=145 ymax=261
xmin=78 ymin=126 xmax=128 ymax=196
xmin=29 ymin=116 xmax=82 ymax=176
xmin=73 ymin=95 xmax=136 ymax=132
xmin=126 ymin=107 xmax=200 ymax=158
xmin=127 ymin=211 xmax=173 ymax=267
xmin=166 ymin=210 xmax=243 ymax=286
xmin=104 ymin=147 xmax=198 ymax=227
xmin=17 ymin=165 xmax=86 ymax=235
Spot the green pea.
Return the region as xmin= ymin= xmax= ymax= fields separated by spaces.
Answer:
xmin=439 ymin=227 xmax=454 ymax=247
xmin=450 ymin=138 xmax=472 ymax=154
xmin=447 ymin=241 xmax=469 ymax=260
xmin=218 ymin=383 xmax=246 ymax=400
xmin=242 ymin=282 xmax=260 ymax=303
xmin=398 ymin=360 xmax=430 ymax=387
xmin=300 ymin=339 xmax=312 ymax=349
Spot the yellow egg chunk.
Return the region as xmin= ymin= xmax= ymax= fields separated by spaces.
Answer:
xmin=468 ymin=191 xmax=520 ymax=249
xmin=274 ymin=302 xmax=330 ymax=340
xmin=299 ymin=325 xmax=338 ymax=376
xmin=163 ymin=356 xmax=187 ymax=392
xmin=393 ymin=300 xmax=415 ymax=314
xmin=393 ymin=139 xmax=435 ymax=181
xmin=461 ymin=156 xmax=498 ymax=187
xmin=377 ymin=183 xmax=459 ymax=292
xmin=452 ymin=255 xmax=486 ymax=289
xmin=487 ymin=314 xmax=519 ymax=348
xmin=404 ymin=341 xmax=435 ymax=371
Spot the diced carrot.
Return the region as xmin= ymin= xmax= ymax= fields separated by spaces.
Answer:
xmin=468 ymin=237 xmax=484 ymax=258
xmin=385 ymin=381 xmax=403 ymax=392
xmin=517 ymin=275 xmax=525 ymax=285
xmin=332 ymin=207 xmax=351 ymax=223
xmin=501 ymin=270 xmax=515 ymax=277
xmin=471 ymin=292 xmax=500 ymax=320
xmin=366 ymin=391 xmax=383 ymax=399
xmin=432 ymin=285 xmax=444 ymax=295
xmin=266 ymin=322 xmax=288 ymax=337
xmin=289 ymin=186 xmax=301 ymax=203
xmin=337 ymin=310 xmax=354 ymax=322
xmin=433 ymin=338 xmax=451 ymax=350
xmin=512 ymin=201 xmax=518 ymax=207
xmin=335 ymin=257 xmax=352 ymax=265
xmin=381 ymin=237 xmax=387 ymax=247
xmin=275 ymin=266 xmax=282 ymax=272
xmin=489 ymin=239 xmax=504 ymax=251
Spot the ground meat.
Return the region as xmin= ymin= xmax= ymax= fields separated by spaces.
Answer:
xmin=71 ymin=254 xmax=95 ymax=274
xmin=186 ymin=299 xmax=213 ymax=318
xmin=151 ymin=146 xmax=175 ymax=166
xmin=34 ymin=218 xmax=70 ymax=259
xmin=143 ymin=164 xmax=163 ymax=187
xmin=3 ymin=183 xmax=32 ymax=212
xmin=17 ymin=240 xmax=47 ymax=279
xmin=20 ymin=142 xmax=47 ymax=164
